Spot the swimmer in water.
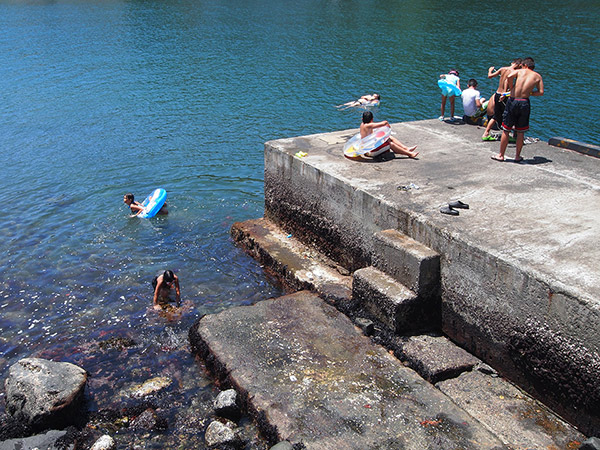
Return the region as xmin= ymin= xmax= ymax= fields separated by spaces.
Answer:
xmin=123 ymin=193 xmax=168 ymax=216
xmin=152 ymin=270 xmax=181 ymax=310
xmin=336 ymin=93 xmax=380 ymax=109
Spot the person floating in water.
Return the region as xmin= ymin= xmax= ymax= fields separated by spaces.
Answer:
xmin=336 ymin=93 xmax=380 ymax=109
xmin=123 ymin=193 xmax=168 ymax=216
xmin=152 ymin=270 xmax=181 ymax=310
xmin=361 ymin=111 xmax=419 ymax=158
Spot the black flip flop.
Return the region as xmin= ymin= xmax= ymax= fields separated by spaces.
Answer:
xmin=448 ymin=200 xmax=469 ymax=209
xmin=440 ymin=206 xmax=459 ymax=216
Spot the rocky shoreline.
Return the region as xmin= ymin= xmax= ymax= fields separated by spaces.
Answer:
xmin=0 ymin=349 xmax=287 ymax=450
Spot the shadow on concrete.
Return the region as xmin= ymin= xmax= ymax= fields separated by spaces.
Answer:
xmin=524 ymin=156 xmax=552 ymax=165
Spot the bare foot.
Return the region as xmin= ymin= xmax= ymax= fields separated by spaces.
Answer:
xmin=408 ymin=146 xmax=417 ymax=152
xmin=491 ymin=154 xmax=504 ymax=162
xmin=410 ymin=151 xmax=420 ymax=159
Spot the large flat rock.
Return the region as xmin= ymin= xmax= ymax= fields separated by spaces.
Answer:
xmin=191 ymin=291 xmax=505 ymax=449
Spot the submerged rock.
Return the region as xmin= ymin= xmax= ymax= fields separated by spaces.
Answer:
xmin=4 ymin=358 xmax=87 ymax=430
xmin=130 ymin=408 xmax=167 ymax=431
xmin=98 ymin=336 xmax=136 ymax=351
xmin=125 ymin=376 xmax=172 ymax=398
xmin=90 ymin=434 xmax=115 ymax=450
xmin=269 ymin=442 xmax=293 ymax=450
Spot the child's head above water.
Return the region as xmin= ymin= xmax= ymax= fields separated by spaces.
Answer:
xmin=163 ymin=270 xmax=175 ymax=283
xmin=124 ymin=193 xmax=135 ymax=205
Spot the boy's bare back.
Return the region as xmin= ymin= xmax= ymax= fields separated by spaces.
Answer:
xmin=506 ymin=58 xmax=544 ymax=98
xmin=511 ymin=68 xmax=544 ymax=98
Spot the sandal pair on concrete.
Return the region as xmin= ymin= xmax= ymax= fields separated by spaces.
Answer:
xmin=440 ymin=200 xmax=469 ymax=216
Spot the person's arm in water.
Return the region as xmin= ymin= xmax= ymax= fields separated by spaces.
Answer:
xmin=129 ymin=202 xmax=144 ymax=216
xmin=153 ymin=276 xmax=163 ymax=309
xmin=173 ymin=275 xmax=181 ymax=306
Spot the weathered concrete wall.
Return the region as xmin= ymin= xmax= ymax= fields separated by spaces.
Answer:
xmin=262 ymin=120 xmax=600 ymax=435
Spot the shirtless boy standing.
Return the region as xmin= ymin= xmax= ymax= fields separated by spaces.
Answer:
xmin=482 ymin=58 xmax=522 ymax=140
xmin=492 ymin=57 xmax=544 ymax=162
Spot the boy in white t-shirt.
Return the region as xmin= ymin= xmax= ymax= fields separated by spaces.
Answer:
xmin=461 ymin=79 xmax=486 ymax=125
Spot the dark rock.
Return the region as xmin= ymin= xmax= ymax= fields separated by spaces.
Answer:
xmin=56 ymin=426 xmax=98 ymax=450
xmin=354 ymin=317 xmax=374 ymax=336
xmin=213 ymin=389 xmax=240 ymax=421
xmin=4 ymin=358 xmax=87 ymax=430
xmin=130 ymin=408 xmax=167 ymax=431
xmin=580 ymin=437 xmax=600 ymax=450
xmin=98 ymin=336 xmax=136 ymax=351
xmin=0 ymin=414 xmax=33 ymax=440
xmin=0 ymin=429 xmax=71 ymax=450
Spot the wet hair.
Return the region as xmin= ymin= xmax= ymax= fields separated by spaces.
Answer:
xmin=522 ymin=57 xmax=535 ymax=70
xmin=163 ymin=270 xmax=175 ymax=283
xmin=362 ymin=111 xmax=373 ymax=123
xmin=374 ymin=94 xmax=380 ymax=100
xmin=467 ymin=79 xmax=478 ymax=87
xmin=125 ymin=193 xmax=134 ymax=202
xmin=449 ymin=69 xmax=459 ymax=76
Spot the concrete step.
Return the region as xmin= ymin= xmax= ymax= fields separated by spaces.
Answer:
xmin=392 ymin=333 xmax=481 ymax=383
xmin=230 ymin=218 xmax=352 ymax=311
xmin=352 ymin=266 xmax=438 ymax=334
xmin=437 ymin=369 xmax=585 ymax=449
xmin=189 ymin=291 xmax=506 ymax=449
xmin=372 ymin=229 xmax=440 ymax=299
xmin=392 ymin=333 xmax=586 ymax=448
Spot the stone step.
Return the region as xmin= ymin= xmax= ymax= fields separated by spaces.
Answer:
xmin=437 ymin=369 xmax=585 ymax=449
xmin=352 ymin=266 xmax=438 ymax=334
xmin=372 ymin=229 xmax=440 ymax=299
xmin=189 ymin=291 xmax=506 ymax=449
xmin=230 ymin=218 xmax=352 ymax=311
xmin=392 ymin=333 xmax=481 ymax=384
xmin=392 ymin=333 xmax=586 ymax=448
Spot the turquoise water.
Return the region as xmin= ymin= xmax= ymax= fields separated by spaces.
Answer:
xmin=0 ymin=0 xmax=598 ymax=445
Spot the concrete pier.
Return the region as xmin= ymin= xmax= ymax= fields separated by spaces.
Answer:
xmin=190 ymin=119 xmax=598 ymax=446
xmin=251 ymin=119 xmax=600 ymax=436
